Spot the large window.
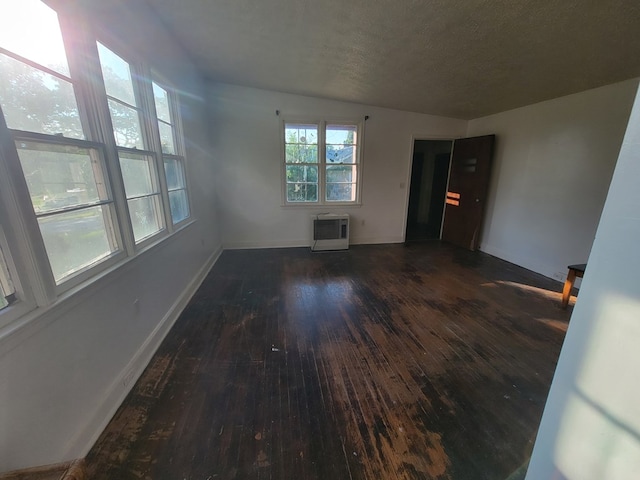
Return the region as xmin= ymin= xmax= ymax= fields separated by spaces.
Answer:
xmin=153 ymin=81 xmax=190 ymax=224
xmin=284 ymin=121 xmax=361 ymax=204
xmin=16 ymin=139 xmax=119 ymax=282
xmin=0 ymin=0 xmax=192 ymax=323
xmin=0 ymin=0 xmax=122 ymax=286
xmin=97 ymin=43 xmax=165 ymax=243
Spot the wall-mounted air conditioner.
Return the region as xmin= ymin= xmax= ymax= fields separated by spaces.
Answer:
xmin=311 ymin=214 xmax=349 ymax=251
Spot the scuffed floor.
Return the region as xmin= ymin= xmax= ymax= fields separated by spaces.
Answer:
xmin=86 ymin=243 xmax=570 ymax=479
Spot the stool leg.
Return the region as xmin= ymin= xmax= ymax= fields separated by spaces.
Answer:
xmin=562 ymin=269 xmax=577 ymax=309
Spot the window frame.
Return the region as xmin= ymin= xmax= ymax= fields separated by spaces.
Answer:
xmin=0 ymin=6 xmax=128 ymax=296
xmin=11 ymin=131 xmax=125 ymax=290
xmin=151 ymin=76 xmax=191 ymax=227
xmin=0 ymin=229 xmax=31 ymax=327
xmin=96 ymin=41 xmax=169 ymax=248
xmin=281 ymin=118 xmax=363 ymax=206
xmin=0 ymin=212 xmax=35 ymax=327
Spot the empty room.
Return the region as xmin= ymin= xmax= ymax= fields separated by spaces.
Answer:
xmin=1 ymin=1 xmax=640 ymax=479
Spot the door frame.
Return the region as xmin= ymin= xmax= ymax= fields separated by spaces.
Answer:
xmin=402 ymin=135 xmax=455 ymax=243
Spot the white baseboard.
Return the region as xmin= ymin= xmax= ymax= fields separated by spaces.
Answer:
xmin=350 ymin=236 xmax=404 ymax=245
xmin=479 ymin=243 xmax=563 ymax=282
xmin=223 ymin=239 xmax=308 ymax=249
xmin=224 ymin=237 xmax=404 ymax=250
xmin=69 ymin=245 xmax=222 ymax=459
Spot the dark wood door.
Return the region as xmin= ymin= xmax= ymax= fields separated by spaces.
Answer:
xmin=441 ymin=135 xmax=495 ymax=250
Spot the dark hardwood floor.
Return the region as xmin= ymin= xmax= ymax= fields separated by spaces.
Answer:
xmin=85 ymin=242 xmax=570 ymax=480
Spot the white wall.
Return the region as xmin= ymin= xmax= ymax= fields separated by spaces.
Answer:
xmin=208 ymin=83 xmax=467 ymax=248
xmin=0 ymin=3 xmax=221 ymax=473
xmin=526 ymin=82 xmax=640 ymax=480
xmin=467 ymin=79 xmax=638 ymax=281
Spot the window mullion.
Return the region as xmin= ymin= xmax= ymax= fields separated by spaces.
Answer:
xmin=57 ymin=16 xmax=136 ymax=260
xmin=319 ymin=121 xmax=326 ymax=203
xmin=138 ymin=67 xmax=171 ymax=231
xmin=166 ymin=88 xmax=184 ymax=156
xmin=166 ymin=88 xmax=191 ymax=222
xmin=0 ymin=47 xmax=72 ymax=84
xmin=141 ymin=71 xmax=173 ymax=233
xmin=88 ymin=38 xmax=141 ymax=256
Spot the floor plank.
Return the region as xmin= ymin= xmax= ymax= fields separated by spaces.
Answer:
xmin=86 ymin=242 xmax=570 ymax=480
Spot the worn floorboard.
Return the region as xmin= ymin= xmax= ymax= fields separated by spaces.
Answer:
xmin=85 ymin=242 xmax=571 ymax=480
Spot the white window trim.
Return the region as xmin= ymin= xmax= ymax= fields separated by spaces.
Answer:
xmin=95 ymin=42 xmax=171 ymax=249
xmin=10 ymin=131 xmax=128 ymax=295
xmin=281 ymin=117 xmax=364 ymax=207
xmin=0 ymin=220 xmax=35 ymax=328
xmin=151 ymin=75 xmax=192 ymax=227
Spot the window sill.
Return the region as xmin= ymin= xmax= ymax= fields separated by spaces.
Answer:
xmin=281 ymin=202 xmax=362 ymax=208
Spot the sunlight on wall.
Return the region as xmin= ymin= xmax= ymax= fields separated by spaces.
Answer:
xmin=555 ymin=294 xmax=640 ymax=479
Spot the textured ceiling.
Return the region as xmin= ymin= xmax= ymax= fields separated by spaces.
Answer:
xmin=109 ymin=0 xmax=640 ymax=119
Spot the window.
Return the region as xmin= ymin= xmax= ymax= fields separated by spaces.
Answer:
xmin=15 ymin=139 xmax=119 ymax=283
xmin=0 ymin=0 xmax=83 ymax=139
xmin=97 ymin=43 xmax=166 ymax=243
xmin=285 ymin=124 xmax=318 ymax=202
xmin=0 ymin=0 xmax=123 ymax=286
xmin=153 ymin=82 xmax=190 ymax=224
xmin=0 ymin=0 xmax=193 ymax=324
xmin=284 ymin=121 xmax=362 ymax=204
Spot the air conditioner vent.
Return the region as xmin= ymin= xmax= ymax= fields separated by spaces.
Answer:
xmin=311 ymin=214 xmax=349 ymax=251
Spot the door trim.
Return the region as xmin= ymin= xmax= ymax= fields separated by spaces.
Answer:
xmin=402 ymin=136 xmax=455 ymax=243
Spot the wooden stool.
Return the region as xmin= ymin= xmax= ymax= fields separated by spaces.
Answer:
xmin=562 ymin=263 xmax=586 ymax=308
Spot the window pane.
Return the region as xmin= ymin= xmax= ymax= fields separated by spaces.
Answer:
xmin=0 ymin=0 xmax=70 ymax=76
xmin=158 ymin=121 xmax=176 ymax=154
xmin=286 ymin=165 xmax=318 ymax=183
xmin=326 ymin=165 xmax=356 ymax=183
xmin=285 ymin=124 xmax=318 ymax=164
xmin=168 ymin=189 xmax=190 ymax=224
xmin=16 ymin=141 xmax=103 ymax=214
xmin=326 ymin=125 xmax=357 ymax=164
xmin=107 ymin=99 xmax=143 ymax=149
xmin=326 ymin=125 xmax=357 ymax=145
xmin=128 ymin=195 xmax=162 ymax=241
xmin=0 ymin=54 xmax=83 ymax=138
xmin=285 ymin=124 xmax=317 ymax=145
xmin=285 ymin=145 xmax=318 ymax=164
xmin=97 ymin=43 xmax=136 ymax=106
xmin=326 ymin=144 xmax=355 ymax=164
xmin=287 ymin=183 xmax=317 ymax=202
xmin=38 ymin=206 xmax=116 ymax=282
xmin=164 ymin=157 xmax=185 ymax=190
xmin=326 ymin=183 xmax=356 ymax=202
xmin=120 ymin=153 xmax=154 ymax=197
xmin=152 ymin=83 xmax=171 ymax=123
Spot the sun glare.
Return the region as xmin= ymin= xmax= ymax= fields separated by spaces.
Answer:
xmin=0 ymin=0 xmax=70 ymax=75
xmin=493 ymin=280 xmax=561 ymax=301
xmin=554 ymin=294 xmax=640 ymax=479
